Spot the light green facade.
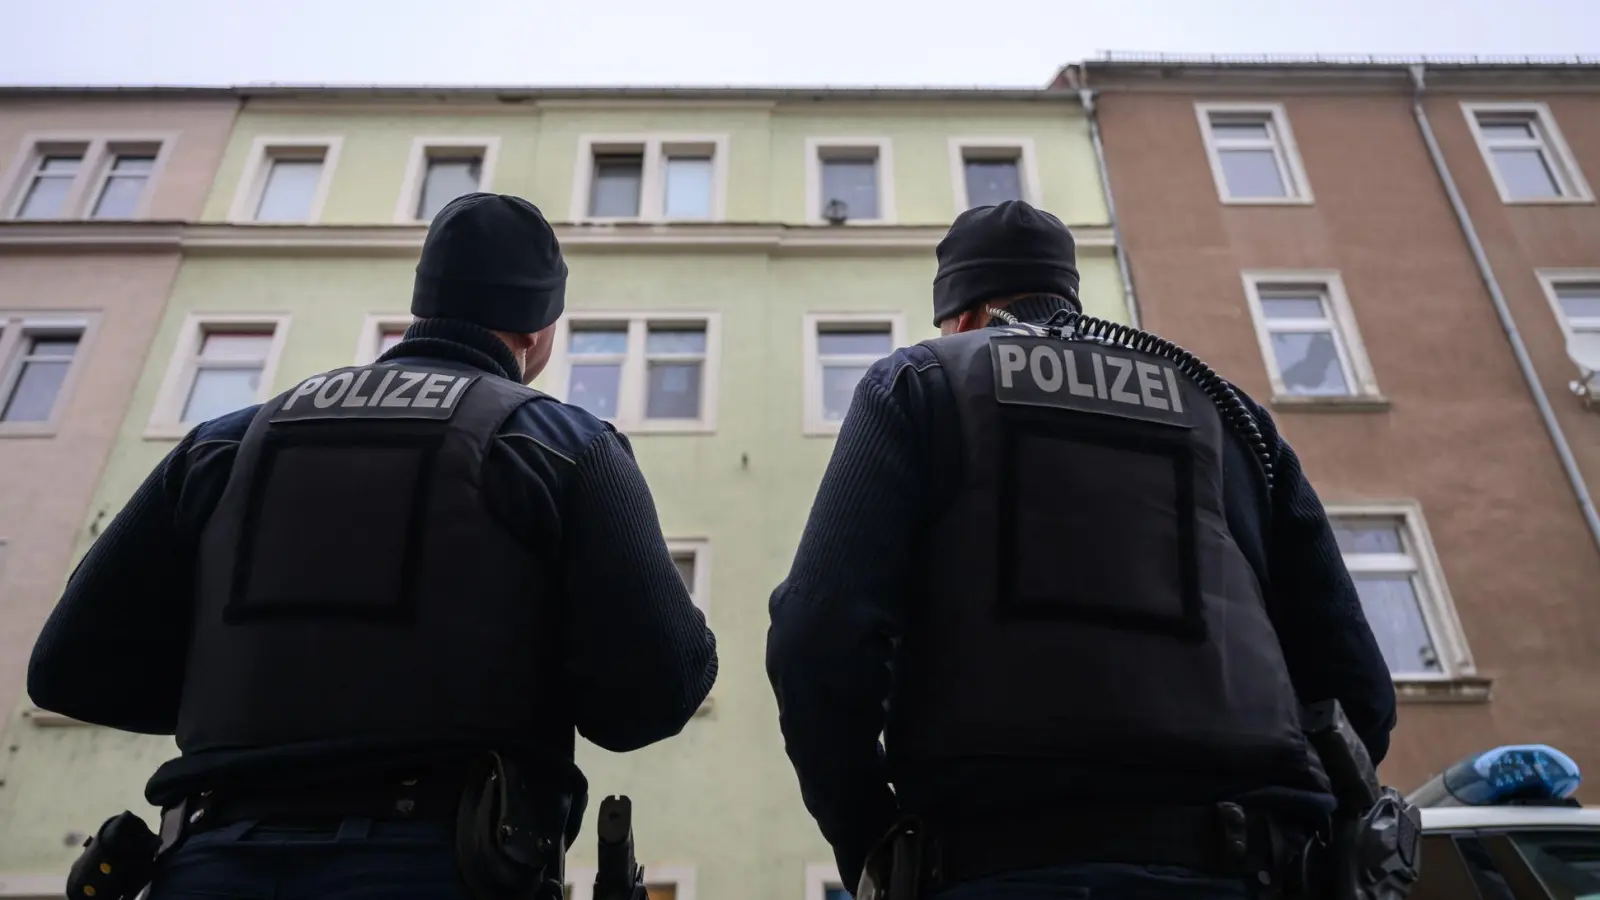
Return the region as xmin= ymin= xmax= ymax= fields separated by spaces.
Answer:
xmin=0 ymin=90 xmax=1126 ymax=897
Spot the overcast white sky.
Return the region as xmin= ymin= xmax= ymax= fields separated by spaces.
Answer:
xmin=3 ymin=0 xmax=1596 ymax=88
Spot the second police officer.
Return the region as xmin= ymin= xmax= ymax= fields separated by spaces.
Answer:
xmin=767 ymin=200 xmax=1401 ymax=899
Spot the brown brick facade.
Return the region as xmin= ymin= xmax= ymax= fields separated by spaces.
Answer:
xmin=1072 ymin=62 xmax=1600 ymax=797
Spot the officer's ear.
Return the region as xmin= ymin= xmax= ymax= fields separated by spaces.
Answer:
xmin=521 ymin=324 xmax=558 ymax=384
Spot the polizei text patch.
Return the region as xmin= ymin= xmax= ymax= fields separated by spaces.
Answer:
xmin=271 ymin=366 xmax=480 ymax=422
xmin=990 ymin=335 xmax=1192 ymax=428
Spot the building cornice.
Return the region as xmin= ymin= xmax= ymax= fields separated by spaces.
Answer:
xmin=0 ymin=221 xmax=1116 ymax=257
xmin=1064 ymin=58 xmax=1600 ymax=94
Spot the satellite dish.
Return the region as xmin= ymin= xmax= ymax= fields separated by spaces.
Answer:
xmin=1567 ymin=331 xmax=1600 ymax=375
xmin=1565 ymin=331 xmax=1600 ymax=403
xmin=823 ymin=199 xmax=849 ymax=225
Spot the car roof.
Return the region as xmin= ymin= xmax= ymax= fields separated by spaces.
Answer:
xmin=1422 ymin=805 xmax=1600 ymax=831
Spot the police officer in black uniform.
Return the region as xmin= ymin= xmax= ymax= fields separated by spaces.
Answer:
xmin=766 ymin=200 xmax=1398 ymax=898
xmin=29 ymin=193 xmax=718 ymax=900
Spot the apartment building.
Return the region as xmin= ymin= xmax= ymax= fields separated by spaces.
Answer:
xmin=1062 ymin=56 xmax=1600 ymax=798
xmin=0 ymin=87 xmax=239 ymax=793
xmin=0 ymin=85 xmax=1127 ymax=899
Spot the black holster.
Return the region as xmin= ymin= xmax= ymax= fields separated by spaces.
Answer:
xmin=66 ymin=811 xmax=162 ymax=900
xmin=454 ymin=752 xmax=576 ymax=900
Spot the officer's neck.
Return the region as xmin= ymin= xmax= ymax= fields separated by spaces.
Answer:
xmin=993 ymin=294 xmax=1077 ymax=326
xmin=381 ymin=317 xmax=524 ymax=382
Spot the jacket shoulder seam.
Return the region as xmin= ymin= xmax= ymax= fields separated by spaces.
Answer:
xmin=499 ymin=431 xmax=578 ymax=465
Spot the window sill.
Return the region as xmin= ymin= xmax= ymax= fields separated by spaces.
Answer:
xmin=0 ymin=424 xmax=61 ymax=439
xmin=1269 ymin=394 xmax=1391 ymax=413
xmin=142 ymin=423 xmax=192 ymax=441
xmin=1394 ymin=675 xmax=1493 ymax=704
xmin=21 ymin=707 xmax=89 ymax=727
xmin=1218 ymin=196 xmax=1314 ymax=207
xmin=807 ymin=218 xmax=897 ymax=227
xmin=613 ymin=421 xmax=717 ymax=436
xmin=1500 ymin=195 xmax=1595 ymax=206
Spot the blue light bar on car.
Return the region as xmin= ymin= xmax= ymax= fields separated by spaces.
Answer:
xmin=1409 ymin=744 xmax=1583 ymax=808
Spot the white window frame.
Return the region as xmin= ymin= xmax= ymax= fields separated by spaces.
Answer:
xmin=1194 ymin=103 xmax=1313 ymax=205
xmin=947 ymin=137 xmax=1043 ymax=214
xmin=227 ymin=136 xmax=344 ymax=224
xmin=1240 ymin=271 xmax=1380 ymax=401
xmin=1325 ymin=501 xmax=1476 ymax=683
xmin=667 ymin=537 xmax=711 ymax=615
xmin=146 ymin=312 xmax=292 ymax=439
xmin=804 ymin=862 xmax=846 ymax=900
xmin=1462 ymin=102 xmax=1593 ymax=205
xmin=801 ymin=312 xmax=906 ymax=436
xmin=805 ymin=137 xmax=897 ymax=225
xmin=569 ymin=134 xmax=731 ymax=223
xmin=564 ymin=865 xmax=697 ymax=900
xmin=545 ymin=312 xmax=721 ymax=434
xmin=0 ymin=312 xmax=100 ymax=437
xmin=0 ymin=132 xmax=177 ymax=220
xmin=354 ymin=312 xmax=413 ymax=364
xmin=393 ymin=136 xmax=501 ymax=224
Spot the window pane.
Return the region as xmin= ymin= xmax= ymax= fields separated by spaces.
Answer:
xmin=2 ymin=359 xmax=71 ymax=421
xmin=28 ymin=337 xmax=81 ymax=358
xmin=1455 ymin=836 xmax=1517 ymax=900
xmin=821 ymin=158 xmax=879 ymax=220
xmin=824 ymin=889 xmax=852 ymax=900
xmin=200 ymin=333 xmax=272 ymax=361
xmin=570 ymin=328 xmax=628 ymax=356
xmin=91 ymin=174 xmax=149 ymax=218
xmin=1478 ymin=120 xmax=1535 ymax=141
xmin=1269 ymin=331 xmax=1350 ymax=395
xmin=379 ymin=331 xmax=406 ymax=354
xmin=663 ymin=156 xmax=713 ymax=218
xmin=1332 ymin=520 xmax=1405 ymax=555
xmin=1259 ymin=295 xmax=1327 ymax=321
xmin=567 ymin=363 xmax=621 ymax=418
xmin=417 ymin=157 xmax=482 ymax=220
xmin=591 ymin=154 xmax=643 ymax=217
xmin=646 ymin=327 xmax=706 ymax=356
xmin=672 ymin=553 xmax=695 ymax=590
xmin=1557 ymin=285 xmax=1600 ymax=320
xmin=39 ymin=156 xmax=82 ymax=175
xmin=17 ymin=174 xmax=74 ymax=219
xmin=821 ymin=363 xmax=867 ymax=421
xmin=255 ymin=159 xmax=323 ymax=222
xmin=1219 ymin=148 xmax=1288 ymax=198
xmin=111 ymin=155 xmax=156 ymax=174
xmin=646 ymin=362 xmax=702 ymax=418
xmin=1352 ymin=574 xmax=1442 ymax=675
xmin=1210 ymin=120 xmax=1271 ymax=142
xmin=1509 ymin=831 xmax=1600 ymax=896
xmin=818 ymin=329 xmax=892 ymax=356
xmin=182 ymin=367 xmax=262 ymax=423
xmin=1492 ymin=147 xmax=1562 ymax=198
xmin=964 ymin=159 xmax=1022 ymax=207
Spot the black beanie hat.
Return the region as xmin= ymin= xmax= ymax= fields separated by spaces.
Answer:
xmin=931 ymin=200 xmax=1081 ymax=326
xmin=411 ymin=192 xmax=568 ymax=333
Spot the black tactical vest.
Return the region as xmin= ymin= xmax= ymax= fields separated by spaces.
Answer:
xmin=177 ymin=361 xmax=559 ymax=754
xmin=887 ymin=322 xmax=1327 ymax=791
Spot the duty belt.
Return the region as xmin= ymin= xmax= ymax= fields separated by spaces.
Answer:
xmin=917 ymin=803 xmax=1297 ymax=891
xmin=161 ymin=768 xmax=469 ymax=844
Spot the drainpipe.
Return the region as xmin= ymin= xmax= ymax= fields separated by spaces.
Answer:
xmin=1077 ymin=74 xmax=1143 ymax=329
xmin=1408 ymin=64 xmax=1600 ymax=555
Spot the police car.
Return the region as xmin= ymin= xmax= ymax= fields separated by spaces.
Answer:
xmin=1409 ymin=744 xmax=1600 ymax=899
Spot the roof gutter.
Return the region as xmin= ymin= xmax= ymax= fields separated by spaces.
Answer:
xmin=1073 ymin=67 xmax=1142 ymax=328
xmin=1408 ymin=63 xmax=1600 ymax=556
